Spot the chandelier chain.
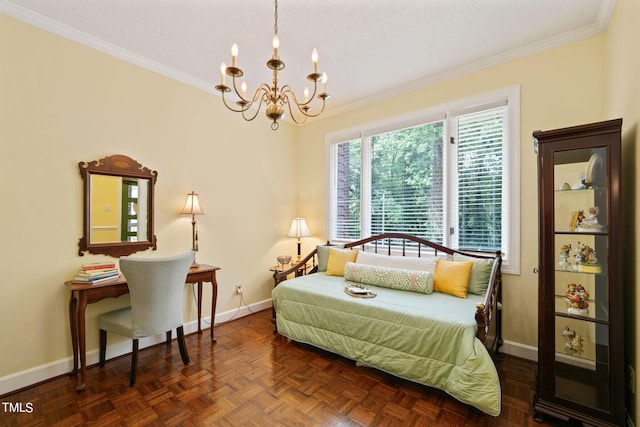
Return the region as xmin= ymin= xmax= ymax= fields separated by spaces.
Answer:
xmin=274 ymin=0 xmax=278 ymax=36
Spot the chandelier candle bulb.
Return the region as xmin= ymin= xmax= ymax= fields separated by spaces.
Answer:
xmin=241 ymin=81 xmax=247 ymax=98
xmin=322 ymin=73 xmax=327 ymax=93
xmin=304 ymin=87 xmax=309 ymax=102
xmin=231 ymin=43 xmax=238 ymax=67
xmin=220 ymin=62 xmax=226 ymax=85
xmin=272 ymin=34 xmax=280 ymax=59
xmin=312 ymin=49 xmax=318 ymax=73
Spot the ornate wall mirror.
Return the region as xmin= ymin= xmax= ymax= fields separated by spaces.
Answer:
xmin=78 ymin=154 xmax=157 ymax=257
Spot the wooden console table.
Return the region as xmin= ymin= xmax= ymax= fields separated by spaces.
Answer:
xmin=66 ymin=263 xmax=220 ymax=391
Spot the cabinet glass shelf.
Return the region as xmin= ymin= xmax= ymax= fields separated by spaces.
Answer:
xmin=554 ymin=230 xmax=608 ymax=235
xmin=554 ymin=330 xmax=603 ymax=365
xmin=554 ymin=270 xmax=607 ymax=276
xmin=554 ymin=297 xmax=609 ymax=322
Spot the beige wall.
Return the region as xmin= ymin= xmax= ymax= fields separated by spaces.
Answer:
xmin=0 ymin=14 xmax=299 ymax=379
xmin=604 ymin=0 xmax=640 ymax=421
xmin=297 ymin=34 xmax=607 ymax=352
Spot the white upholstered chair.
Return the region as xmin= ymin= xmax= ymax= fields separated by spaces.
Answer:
xmin=98 ymin=251 xmax=195 ymax=386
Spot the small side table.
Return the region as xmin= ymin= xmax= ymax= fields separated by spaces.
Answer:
xmin=269 ymin=262 xmax=312 ymax=279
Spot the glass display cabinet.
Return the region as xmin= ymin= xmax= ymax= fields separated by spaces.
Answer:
xmin=533 ymin=119 xmax=624 ymax=426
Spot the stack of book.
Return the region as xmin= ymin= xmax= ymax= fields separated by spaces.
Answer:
xmin=72 ymin=261 xmax=120 ymax=284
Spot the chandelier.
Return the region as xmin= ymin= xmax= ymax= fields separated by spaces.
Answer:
xmin=214 ymin=0 xmax=329 ymax=130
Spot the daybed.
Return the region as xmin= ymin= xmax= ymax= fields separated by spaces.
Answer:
xmin=271 ymin=233 xmax=503 ymax=415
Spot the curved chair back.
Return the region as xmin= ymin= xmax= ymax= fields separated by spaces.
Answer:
xmin=119 ymin=252 xmax=195 ymax=339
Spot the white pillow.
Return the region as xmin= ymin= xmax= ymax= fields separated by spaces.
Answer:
xmin=355 ymin=250 xmax=448 ymax=274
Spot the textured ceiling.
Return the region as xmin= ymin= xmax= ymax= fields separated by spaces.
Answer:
xmin=1 ymin=0 xmax=615 ymax=118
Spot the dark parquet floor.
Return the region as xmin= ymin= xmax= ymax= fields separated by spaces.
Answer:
xmin=2 ymin=309 xmax=581 ymax=426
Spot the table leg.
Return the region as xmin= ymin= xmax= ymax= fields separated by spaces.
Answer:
xmin=211 ymin=274 xmax=217 ymax=343
xmin=69 ymin=292 xmax=78 ymax=375
xmin=75 ymin=293 xmax=88 ymax=391
xmin=197 ymin=281 xmax=203 ymax=335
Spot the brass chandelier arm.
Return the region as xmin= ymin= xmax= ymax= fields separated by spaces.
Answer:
xmin=280 ymin=83 xmax=315 ymax=108
xmin=284 ymin=99 xmax=310 ymax=125
xmin=281 ymin=93 xmax=327 ymax=125
xmin=280 ymin=84 xmax=328 ymax=119
xmin=218 ymin=77 xmax=271 ymax=117
xmin=280 ymin=82 xmax=320 ymax=109
xmin=286 ymin=98 xmax=325 ymax=125
xmin=241 ymin=92 xmax=268 ymax=122
xmin=229 ymin=74 xmax=270 ymax=105
xmin=219 ymin=90 xmax=251 ymax=113
xmin=220 ymin=88 xmax=268 ymax=122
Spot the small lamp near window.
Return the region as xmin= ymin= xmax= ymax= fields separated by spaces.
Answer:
xmin=287 ymin=217 xmax=312 ymax=262
xmin=180 ymin=191 xmax=204 ymax=267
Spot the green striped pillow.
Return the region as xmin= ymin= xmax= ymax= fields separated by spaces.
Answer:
xmin=343 ymin=262 xmax=434 ymax=294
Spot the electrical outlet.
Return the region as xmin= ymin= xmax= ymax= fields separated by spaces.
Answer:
xmin=629 ymin=365 xmax=636 ymax=394
xmin=235 ymin=285 xmax=243 ymax=295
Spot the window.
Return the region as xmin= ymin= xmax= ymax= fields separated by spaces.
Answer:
xmin=328 ymin=87 xmax=520 ymax=273
xmin=454 ymin=107 xmax=504 ymax=251
xmin=121 ymin=178 xmax=139 ymax=242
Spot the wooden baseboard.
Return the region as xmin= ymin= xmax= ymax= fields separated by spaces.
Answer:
xmin=0 ymin=299 xmax=273 ymax=396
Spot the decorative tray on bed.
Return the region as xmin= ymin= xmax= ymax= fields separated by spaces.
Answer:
xmin=344 ymin=285 xmax=377 ymax=298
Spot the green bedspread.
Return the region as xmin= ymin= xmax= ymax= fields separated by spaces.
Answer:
xmin=272 ymin=272 xmax=501 ymax=416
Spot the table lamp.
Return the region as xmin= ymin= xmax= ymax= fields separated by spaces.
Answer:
xmin=287 ymin=217 xmax=311 ymax=262
xmin=180 ymin=191 xmax=204 ymax=267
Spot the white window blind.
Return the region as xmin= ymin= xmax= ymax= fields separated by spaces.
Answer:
xmin=455 ymin=107 xmax=504 ymax=251
xmin=369 ymin=122 xmax=444 ymax=242
xmin=334 ymin=138 xmax=361 ymax=240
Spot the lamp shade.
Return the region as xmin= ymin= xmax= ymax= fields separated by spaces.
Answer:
xmin=287 ymin=217 xmax=311 ymax=238
xmin=180 ymin=191 xmax=204 ymax=215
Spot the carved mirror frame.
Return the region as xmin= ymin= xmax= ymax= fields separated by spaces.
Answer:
xmin=78 ymin=154 xmax=158 ymax=257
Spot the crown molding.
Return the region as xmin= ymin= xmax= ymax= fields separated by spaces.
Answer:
xmin=1 ymin=0 xmax=616 ymax=120
xmin=327 ymin=6 xmax=615 ymax=118
xmin=0 ymin=0 xmax=215 ymax=94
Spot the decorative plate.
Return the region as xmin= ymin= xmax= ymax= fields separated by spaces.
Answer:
xmin=584 ymin=152 xmax=604 ymax=188
xmin=344 ymin=286 xmax=377 ymax=298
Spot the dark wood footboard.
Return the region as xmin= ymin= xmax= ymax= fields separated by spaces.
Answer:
xmin=475 ymin=253 xmax=502 ymax=354
xmin=272 ymin=233 xmax=502 ymax=350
